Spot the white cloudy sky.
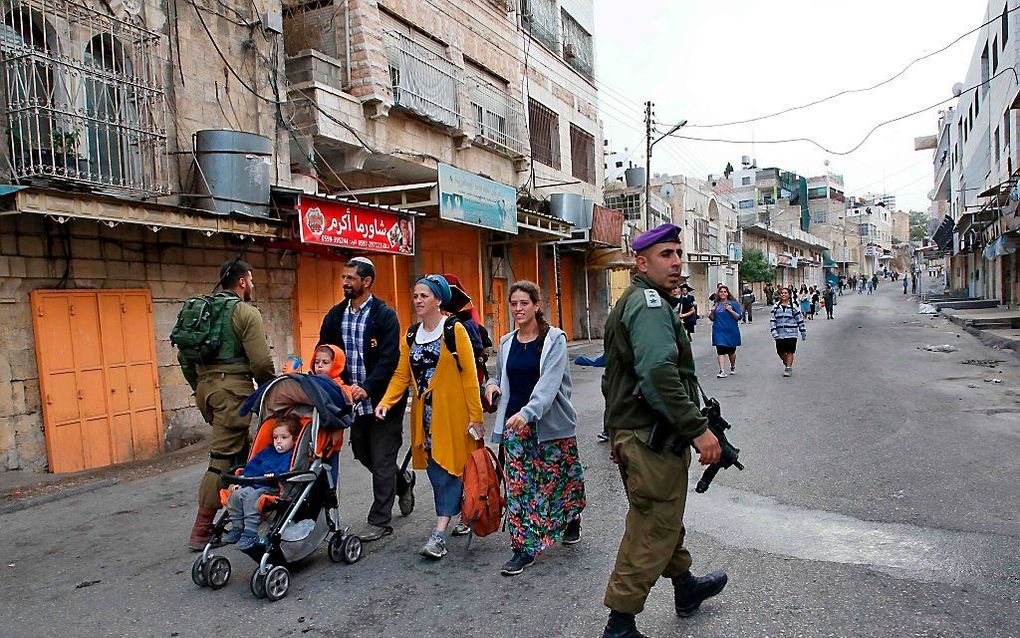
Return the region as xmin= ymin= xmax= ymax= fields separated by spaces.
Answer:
xmin=593 ymin=0 xmax=984 ymax=211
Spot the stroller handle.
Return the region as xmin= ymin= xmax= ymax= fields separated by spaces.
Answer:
xmin=222 ymin=470 xmax=315 ymax=486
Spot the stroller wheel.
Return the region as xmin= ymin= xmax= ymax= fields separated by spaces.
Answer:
xmin=341 ymin=534 xmax=363 ymax=564
xmin=204 ymin=555 xmax=231 ymax=590
xmin=328 ymin=533 xmax=345 ymax=563
xmin=264 ymin=565 xmax=290 ymax=602
xmin=191 ymin=556 xmax=208 ymax=587
xmin=250 ymin=569 xmax=267 ymax=599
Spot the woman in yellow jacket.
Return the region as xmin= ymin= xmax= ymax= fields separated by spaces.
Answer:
xmin=376 ymin=274 xmax=483 ymax=559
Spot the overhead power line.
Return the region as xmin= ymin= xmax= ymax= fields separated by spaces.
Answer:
xmin=674 ymin=4 xmax=1019 ymax=129
xmin=665 ymin=67 xmax=1019 ymax=157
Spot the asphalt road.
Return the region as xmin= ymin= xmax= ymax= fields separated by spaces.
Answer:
xmin=2 ymin=282 xmax=1019 ymax=638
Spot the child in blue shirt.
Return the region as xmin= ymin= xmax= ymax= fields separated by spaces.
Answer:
xmin=224 ymin=415 xmax=300 ymax=550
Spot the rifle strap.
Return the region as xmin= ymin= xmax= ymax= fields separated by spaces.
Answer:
xmin=695 ymin=380 xmax=711 ymax=405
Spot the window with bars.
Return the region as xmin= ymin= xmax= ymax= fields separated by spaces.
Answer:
xmin=520 ymin=0 xmax=558 ymax=51
xmin=561 ymin=10 xmax=593 ymax=81
xmin=569 ymin=123 xmax=594 ymax=183
xmin=468 ymin=65 xmax=528 ymax=157
xmin=528 ymin=98 xmax=559 ymax=169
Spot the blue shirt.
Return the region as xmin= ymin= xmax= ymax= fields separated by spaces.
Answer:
xmin=710 ymin=300 xmax=743 ymax=347
xmin=243 ymin=445 xmax=293 ymax=487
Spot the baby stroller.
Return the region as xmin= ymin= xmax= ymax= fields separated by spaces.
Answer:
xmin=191 ymin=374 xmax=363 ymax=601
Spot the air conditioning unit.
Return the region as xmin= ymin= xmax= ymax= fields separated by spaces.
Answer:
xmin=564 ymin=43 xmax=577 ymax=59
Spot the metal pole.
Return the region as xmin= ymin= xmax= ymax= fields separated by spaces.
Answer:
xmin=645 ymin=100 xmax=653 ymax=230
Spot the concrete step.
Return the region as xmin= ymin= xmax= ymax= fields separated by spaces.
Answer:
xmin=934 ymin=299 xmax=1001 ymax=310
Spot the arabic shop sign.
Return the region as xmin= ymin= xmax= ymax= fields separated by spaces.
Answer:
xmin=297 ymin=196 xmax=414 ymax=255
xmin=438 ymin=163 xmax=518 ymax=234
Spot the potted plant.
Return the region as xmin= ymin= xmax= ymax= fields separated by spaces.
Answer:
xmin=48 ymin=127 xmax=89 ymax=178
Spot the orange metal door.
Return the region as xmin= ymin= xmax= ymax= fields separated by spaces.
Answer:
xmin=294 ymin=255 xmax=345 ymax=370
xmin=557 ymin=259 xmax=575 ymax=340
xmin=32 ymin=289 xmax=163 ymax=473
xmin=490 ymin=277 xmax=508 ymax=341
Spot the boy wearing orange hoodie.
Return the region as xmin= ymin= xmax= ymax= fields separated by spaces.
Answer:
xmin=312 ymin=344 xmax=355 ymax=401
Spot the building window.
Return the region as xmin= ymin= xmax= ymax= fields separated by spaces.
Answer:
xmin=808 ymin=186 xmax=828 ymax=199
xmin=1004 ymin=4 xmax=1009 ymax=43
xmin=738 ymin=199 xmax=754 ymax=209
xmin=741 ymin=176 xmax=751 ymax=185
xmin=467 ymin=64 xmax=528 ymax=157
xmin=993 ymin=36 xmax=999 ymax=72
xmin=614 ymin=160 xmax=623 ymax=168
xmin=528 ymin=98 xmax=560 ymax=169
xmin=569 ymin=124 xmax=595 ymax=183
xmin=560 ymin=10 xmax=593 ymax=81
xmin=980 ymin=44 xmax=990 ymax=95
xmin=520 ymin=0 xmax=558 ymax=52
xmin=1005 ymin=110 xmax=1012 ymax=156
xmin=995 ymin=126 xmax=1001 ymax=164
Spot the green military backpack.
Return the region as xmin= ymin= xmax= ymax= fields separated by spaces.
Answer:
xmin=170 ymin=292 xmax=241 ymax=367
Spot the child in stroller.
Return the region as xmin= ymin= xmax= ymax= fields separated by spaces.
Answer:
xmin=191 ymin=370 xmax=362 ymax=601
xmin=223 ymin=414 xmax=300 ymax=550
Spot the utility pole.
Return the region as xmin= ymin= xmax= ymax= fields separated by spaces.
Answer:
xmin=644 ymin=100 xmax=653 ymax=231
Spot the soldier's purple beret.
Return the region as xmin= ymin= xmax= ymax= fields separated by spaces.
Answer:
xmin=633 ymin=223 xmax=682 ymax=252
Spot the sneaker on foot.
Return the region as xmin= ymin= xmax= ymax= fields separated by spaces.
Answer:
xmin=237 ymin=530 xmax=260 ymax=551
xmin=562 ymin=517 xmax=581 ymax=545
xmin=420 ymin=529 xmax=448 ymax=560
xmin=222 ymin=526 xmax=243 ymax=545
xmin=451 ymin=521 xmax=471 ymax=536
xmin=500 ymin=551 xmax=535 ymax=576
xmin=729 ymin=367 xmax=736 ymax=375
xmin=716 ymin=372 xmax=727 ymax=379
xmin=596 ymin=431 xmax=609 ymax=443
xmin=783 ymin=367 xmax=792 ymax=377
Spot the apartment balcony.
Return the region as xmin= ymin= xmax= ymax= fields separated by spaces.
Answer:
xmin=0 ymin=0 xmax=170 ymax=197
xmin=468 ymin=79 xmax=528 ymax=158
xmin=385 ymin=32 xmax=461 ymax=130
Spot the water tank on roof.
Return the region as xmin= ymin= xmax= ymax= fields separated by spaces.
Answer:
xmin=624 ymin=167 xmax=645 ymax=188
xmin=193 ymin=129 xmax=273 ymax=217
xmin=550 ymin=192 xmax=592 ymax=229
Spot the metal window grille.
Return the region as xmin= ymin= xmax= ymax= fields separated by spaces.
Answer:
xmin=0 ymin=0 xmax=169 ymax=196
xmin=560 ymin=10 xmax=593 ymax=81
xmin=384 ymin=31 xmax=460 ymax=129
xmin=519 ymin=0 xmax=558 ymax=51
xmin=569 ymin=123 xmax=594 ymax=183
xmin=528 ymin=97 xmax=559 ymax=169
xmin=469 ymin=76 xmax=528 ymax=157
xmin=605 ymin=192 xmax=640 ymax=221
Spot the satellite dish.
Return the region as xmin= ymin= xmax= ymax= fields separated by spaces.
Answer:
xmin=823 ymin=160 xmax=830 ymax=167
xmin=660 ymin=183 xmax=676 ymax=199
xmin=951 ymin=82 xmax=964 ymax=97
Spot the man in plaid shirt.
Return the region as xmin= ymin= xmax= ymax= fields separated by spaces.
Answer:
xmin=318 ymin=257 xmax=412 ymax=541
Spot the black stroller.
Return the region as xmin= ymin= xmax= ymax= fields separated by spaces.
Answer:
xmin=191 ymin=375 xmax=363 ymax=601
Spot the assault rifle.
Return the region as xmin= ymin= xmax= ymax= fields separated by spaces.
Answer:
xmin=643 ymin=387 xmax=744 ymax=493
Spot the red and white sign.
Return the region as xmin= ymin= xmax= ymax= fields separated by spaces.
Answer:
xmin=297 ymin=196 xmax=414 ymax=255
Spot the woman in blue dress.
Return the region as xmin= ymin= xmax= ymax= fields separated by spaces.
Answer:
xmin=709 ymin=284 xmax=743 ymax=378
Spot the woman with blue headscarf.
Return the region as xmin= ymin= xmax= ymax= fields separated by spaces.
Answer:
xmin=376 ymin=274 xmax=483 ymax=560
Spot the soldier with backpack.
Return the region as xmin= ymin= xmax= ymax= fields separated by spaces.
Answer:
xmin=173 ymin=259 xmax=275 ymax=551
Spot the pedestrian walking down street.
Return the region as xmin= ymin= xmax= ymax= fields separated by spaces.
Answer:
xmin=867 ymin=279 xmax=875 ymax=295
xmin=180 ymin=259 xmax=276 ymax=551
xmin=911 ymin=273 xmax=918 ymax=294
xmin=740 ymin=283 xmax=755 ymax=323
xmin=799 ymin=294 xmax=811 ymax=320
xmin=318 ymin=257 xmax=413 ymax=542
xmin=903 ymin=277 xmax=909 ymax=295
xmin=375 ymin=275 xmax=483 ymax=560
xmin=600 ymin=223 xmax=727 ymax=638
xmin=822 ymin=284 xmax=836 ymax=319
xmin=764 ymin=282 xmax=775 ymax=306
xmin=485 ymin=281 xmax=586 ymax=577
xmin=710 ymin=285 xmax=743 ymax=378
xmin=677 ymin=283 xmax=698 ymax=340
xmin=809 ymin=287 xmax=820 ymax=320
xmin=770 ymin=287 xmax=807 ymax=377
xmin=872 ymin=273 xmax=879 ymax=290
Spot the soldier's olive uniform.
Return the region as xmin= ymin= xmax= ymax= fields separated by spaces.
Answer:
xmin=602 ymin=273 xmax=709 ymax=615
xmin=180 ymin=292 xmax=276 ymax=510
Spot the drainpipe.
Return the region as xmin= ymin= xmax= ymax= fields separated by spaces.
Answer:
xmin=344 ymin=0 xmax=352 ymax=89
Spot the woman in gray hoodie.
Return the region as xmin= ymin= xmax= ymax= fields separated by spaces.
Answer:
xmin=485 ymin=281 xmax=586 ymax=577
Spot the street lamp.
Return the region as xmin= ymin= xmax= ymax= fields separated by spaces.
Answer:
xmin=645 ymin=119 xmax=687 ymax=229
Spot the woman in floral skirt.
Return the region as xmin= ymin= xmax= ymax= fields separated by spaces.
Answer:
xmin=485 ymin=281 xmax=585 ymax=576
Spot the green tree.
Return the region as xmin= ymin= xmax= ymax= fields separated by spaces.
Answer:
xmin=739 ymin=247 xmax=774 ymax=284
xmin=909 ymin=210 xmax=928 ymax=241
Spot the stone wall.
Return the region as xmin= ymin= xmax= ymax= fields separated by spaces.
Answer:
xmin=0 ymin=215 xmax=297 ymax=472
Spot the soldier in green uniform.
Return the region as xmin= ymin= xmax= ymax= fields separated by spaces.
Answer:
xmin=601 ymin=224 xmax=728 ymax=638
xmin=183 ymin=260 xmax=276 ymax=550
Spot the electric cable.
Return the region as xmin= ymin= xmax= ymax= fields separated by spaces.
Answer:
xmin=678 ymin=5 xmax=1018 ymax=129
xmin=665 ymin=67 xmax=1019 ymax=156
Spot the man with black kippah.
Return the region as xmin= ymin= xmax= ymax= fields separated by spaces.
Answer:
xmin=600 ymin=224 xmax=729 ymax=638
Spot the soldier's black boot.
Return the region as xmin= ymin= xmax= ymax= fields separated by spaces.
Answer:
xmin=673 ymin=570 xmax=728 ymax=617
xmin=602 ymin=610 xmax=650 ymax=638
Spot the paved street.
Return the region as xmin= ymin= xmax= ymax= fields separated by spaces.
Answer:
xmin=2 ymin=283 xmax=1020 ymax=638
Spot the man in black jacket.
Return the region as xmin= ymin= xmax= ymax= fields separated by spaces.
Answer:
xmin=318 ymin=257 xmax=412 ymax=540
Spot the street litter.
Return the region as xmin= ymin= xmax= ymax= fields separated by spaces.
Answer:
xmin=918 ymin=303 xmax=937 ymax=314
xmin=75 ymin=580 xmax=101 ymax=589
xmin=962 ymin=359 xmax=1004 ymax=367
xmin=920 ymin=344 xmax=958 ymax=353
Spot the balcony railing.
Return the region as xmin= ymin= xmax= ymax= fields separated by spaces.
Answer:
xmin=385 ymin=32 xmax=461 ymax=129
xmin=520 ymin=0 xmax=559 ymax=52
xmin=469 ymin=79 xmax=528 ymax=157
xmin=0 ymin=0 xmax=170 ymax=196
